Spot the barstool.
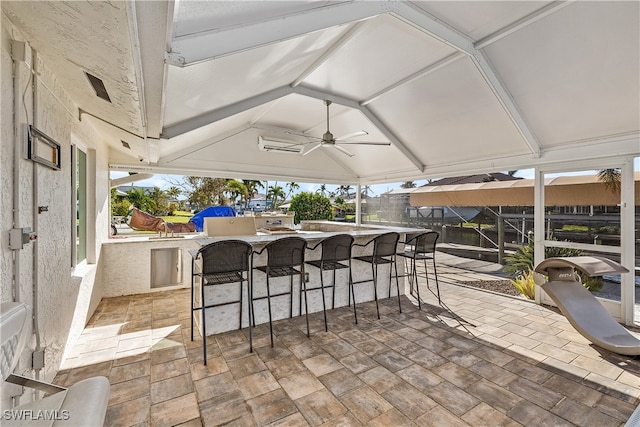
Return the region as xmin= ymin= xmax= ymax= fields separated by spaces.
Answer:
xmin=190 ymin=240 xmax=252 ymax=365
xmin=305 ymin=234 xmax=356 ymax=330
xmin=397 ymin=231 xmax=440 ymax=308
xmin=353 ymin=232 xmax=402 ymax=319
xmin=251 ymin=237 xmax=308 ymax=351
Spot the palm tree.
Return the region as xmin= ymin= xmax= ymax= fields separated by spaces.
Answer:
xmin=285 ymin=182 xmax=300 ymax=200
xmin=598 ymin=168 xmax=621 ymax=193
xmin=316 ymin=184 xmax=328 ymax=197
xmin=242 ymin=180 xmax=264 ymax=210
xmin=339 ymin=185 xmax=352 ymax=198
xmin=126 ymin=188 xmax=156 ymax=213
xmin=361 ymin=185 xmax=373 ymax=198
xmin=400 ymin=181 xmax=416 ymax=189
xmin=225 ymin=180 xmax=248 ymax=208
xmin=267 ymin=185 xmax=285 ymax=209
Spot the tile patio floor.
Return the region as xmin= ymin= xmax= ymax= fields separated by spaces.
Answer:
xmin=55 ymin=264 xmax=640 ymax=426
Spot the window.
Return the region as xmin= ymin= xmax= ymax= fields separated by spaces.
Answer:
xmin=72 ymin=146 xmax=86 ymax=266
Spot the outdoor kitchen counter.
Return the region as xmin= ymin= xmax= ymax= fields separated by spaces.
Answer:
xmin=192 ymin=222 xmax=424 ymax=335
xmin=101 ymin=222 xmax=424 ymax=335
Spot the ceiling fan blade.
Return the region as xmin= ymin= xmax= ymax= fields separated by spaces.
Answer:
xmin=337 ymin=140 xmax=391 ymax=146
xmin=333 ymin=145 xmax=355 ymax=157
xmin=302 ymin=143 xmax=323 ymax=156
xmin=335 ymin=130 xmax=368 ymax=141
xmin=285 ymin=130 xmax=321 ymax=141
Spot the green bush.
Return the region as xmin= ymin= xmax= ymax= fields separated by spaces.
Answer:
xmin=505 ymin=238 xmax=603 ymax=292
xmin=504 ymin=238 xmax=581 ymax=278
xmin=112 ymin=199 xmax=132 ymax=217
xmin=288 ymin=192 xmax=333 ymax=224
xmin=510 ymin=270 xmax=536 ymax=300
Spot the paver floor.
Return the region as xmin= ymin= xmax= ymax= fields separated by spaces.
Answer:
xmin=55 ymin=264 xmax=640 ymax=426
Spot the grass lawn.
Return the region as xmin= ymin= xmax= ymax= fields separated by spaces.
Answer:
xmin=160 ymin=211 xmax=194 ymax=223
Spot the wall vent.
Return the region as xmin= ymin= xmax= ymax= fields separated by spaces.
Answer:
xmin=84 ymin=71 xmax=111 ymax=103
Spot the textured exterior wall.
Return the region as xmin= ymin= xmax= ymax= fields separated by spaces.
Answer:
xmin=101 ymin=238 xmax=198 ymax=297
xmin=1 ymin=15 xmax=110 ymax=408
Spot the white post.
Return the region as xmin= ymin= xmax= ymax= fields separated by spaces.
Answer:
xmin=620 ymin=158 xmax=635 ymax=325
xmin=534 ymin=167 xmax=545 ymax=304
xmin=355 ymin=184 xmax=361 ymax=226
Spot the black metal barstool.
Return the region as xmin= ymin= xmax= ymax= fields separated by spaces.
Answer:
xmin=190 ymin=240 xmax=252 ymax=365
xmin=305 ymin=234 xmax=356 ymax=330
xmin=397 ymin=231 xmax=440 ymax=308
xmin=251 ymin=236 xmax=308 ymax=351
xmin=353 ymin=232 xmax=402 ymax=319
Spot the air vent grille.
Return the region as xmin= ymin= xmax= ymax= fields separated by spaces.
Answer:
xmin=84 ymin=72 xmax=111 ymax=103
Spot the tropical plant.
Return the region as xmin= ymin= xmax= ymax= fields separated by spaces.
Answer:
xmin=112 ymin=198 xmax=132 ymax=217
xmin=505 ymin=238 xmax=603 ymax=292
xmin=598 ymin=168 xmax=621 ymax=193
xmin=126 ymin=188 xmax=156 ymax=213
xmin=285 ymin=182 xmax=300 ymax=199
xmin=510 ymin=270 xmax=537 ymax=299
xmin=225 ymin=179 xmax=248 ymax=207
xmin=316 ymin=184 xmax=328 ymax=197
xmin=400 ymin=181 xmax=416 ymax=189
xmin=338 ymin=185 xmax=352 ymax=198
xmin=242 ymin=180 xmax=264 ymax=210
xmin=267 ymin=184 xmax=285 ymax=209
xmin=288 ymin=192 xmax=333 ymax=224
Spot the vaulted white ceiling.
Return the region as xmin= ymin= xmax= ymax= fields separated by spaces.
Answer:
xmin=3 ymin=1 xmax=639 ymax=185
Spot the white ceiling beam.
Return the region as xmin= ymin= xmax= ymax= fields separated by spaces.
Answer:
xmin=393 ymin=2 xmax=475 ymax=54
xmin=471 ymin=50 xmax=541 ymax=157
xmin=395 ymin=3 xmax=541 ymax=157
xmin=161 ymin=124 xmax=252 ymax=163
xmin=166 ymin=2 xmax=383 ymax=66
xmin=292 ymin=21 xmax=368 ymax=87
xmin=146 ymin=138 xmax=160 ymax=164
xmin=475 ymin=1 xmax=574 ymax=49
xmin=161 ymin=85 xmax=293 ymax=138
xmin=109 ymin=173 xmax=155 ymax=188
xmin=361 ymin=52 xmax=464 ymax=106
xmin=133 ymin=0 xmax=173 ymax=139
xmin=109 ymin=163 xmax=359 ymax=185
xmin=292 ymin=85 xmax=424 ymax=173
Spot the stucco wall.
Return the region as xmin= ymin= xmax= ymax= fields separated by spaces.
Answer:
xmin=1 ymin=16 xmax=110 ymax=408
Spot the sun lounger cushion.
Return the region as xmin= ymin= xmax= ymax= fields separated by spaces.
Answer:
xmin=1 ymin=302 xmax=110 ymax=426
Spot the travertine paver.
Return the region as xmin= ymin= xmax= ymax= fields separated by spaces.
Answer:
xmin=55 ymin=262 xmax=640 ymax=426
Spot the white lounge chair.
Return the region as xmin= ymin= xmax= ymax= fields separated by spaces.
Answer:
xmin=534 ymin=256 xmax=640 ymax=356
xmin=1 ymin=302 xmax=110 ymax=426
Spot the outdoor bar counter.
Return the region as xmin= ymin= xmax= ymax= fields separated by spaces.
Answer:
xmin=101 ymin=221 xmax=424 ymax=336
xmin=192 ymin=221 xmax=424 ymax=335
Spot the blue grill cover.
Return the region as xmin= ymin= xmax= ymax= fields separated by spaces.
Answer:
xmin=189 ymin=206 xmax=236 ymax=231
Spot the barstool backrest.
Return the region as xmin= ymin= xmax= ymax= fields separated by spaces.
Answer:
xmin=320 ymin=234 xmax=354 ymax=262
xmin=262 ymin=236 xmax=307 ymax=267
xmin=199 ymin=240 xmax=252 ymax=274
xmin=372 ymin=232 xmax=400 ymax=258
xmin=412 ymin=231 xmax=439 ymax=254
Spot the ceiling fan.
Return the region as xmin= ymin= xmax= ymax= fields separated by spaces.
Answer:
xmin=288 ymin=100 xmax=390 ymax=157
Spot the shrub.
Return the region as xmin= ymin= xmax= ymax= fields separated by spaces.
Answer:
xmin=504 ymin=238 xmax=581 ymax=278
xmin=505 ymin=239 xmax=603 ymax=293
xmin=510 ymin=270 xmax=536 ymax=300
xmin=112 ymin=199 xmax=132 ymax=217
xmin=288 ymin=192 xmax=333 ymax=224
